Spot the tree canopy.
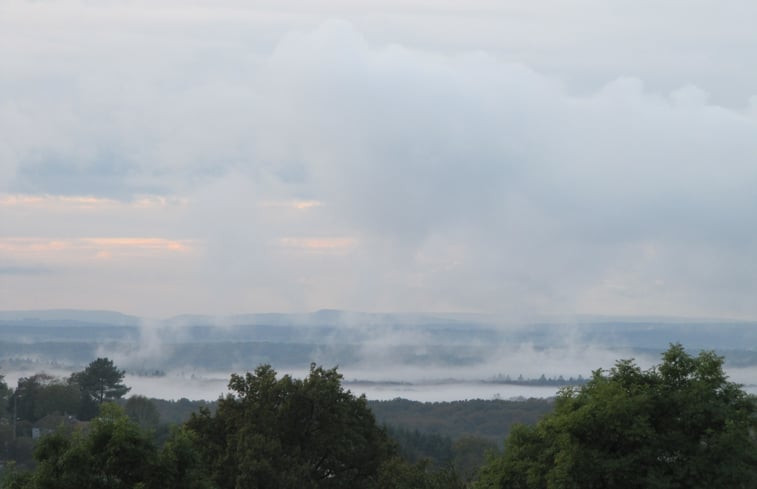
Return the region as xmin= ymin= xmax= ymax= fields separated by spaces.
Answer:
xmin=0 ymin=362 xmax=464 ymax=489
xmin=9 ymin=374 xmax=80 ymax=423
xmin=124 ymin=395 xmax=160 ymax=430
xmin=476 ymin=344 xmax=757 ymax=489
xmin=5 ymin=403 xmax=212 ymax=489
xmin=186 ymin=363 xmax=396 ymax=489
xmin=70 ymin=357 xmax=130 ymax=405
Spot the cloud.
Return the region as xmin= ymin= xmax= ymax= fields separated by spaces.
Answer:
xmin=1 ymin=4 xmax=756 ymax=318
xmin=279 ymin=237 xmax=357 ymax=253
xmin=0 ymin=237 xmax=195 ymax=263
xmin=260 ymin=200 xmax=323 ymax=210
xmin=0 ymin=193 xmax=184 ymax=211
xmin=0 ymin=265 xmax=53 ymax=276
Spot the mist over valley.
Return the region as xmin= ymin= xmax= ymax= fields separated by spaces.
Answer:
xmin=2 ymin=309 xmax=755 ymax=401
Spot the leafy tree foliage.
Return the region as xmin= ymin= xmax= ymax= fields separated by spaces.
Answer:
xmin=9 ymin=374 xmax=80 ymax=422
xmin=7 ymin=403 xmax=213 ymax=489
xmin=144 ymin=397 xmax=216 ymax=425
xmin=385 ymin=425 xmax=455 ymax=466
xmin=154 ymin=426 xmax=214 ymax=489
xmin=382 ymin=426 xmax=500 ymax=483
xmin=476 ymin=344 xmax=757 ymax=489
xmin=369 ymin=397 xmax=553 ymax=442
xmin=22 ymin=404 xmax=156 ymax=489
xmin=187 ymin=363 xmax=395 ymax=489
xmin=452 ymin=436 xmax=498 ymax=482
xmin=2 ymin=364 xmax=463 ymax=489
xmin=124 ymin=395 xmax=161 ymax=430
xmin=375 ymin=458 xmax=464 ymax=489
xmin=0 ymin=371 xmax=10 ymax=413
xmin=0 ymin=463 xmax=33 ymax=489
xmin=70 ymin=358 xmax=130 ymax=408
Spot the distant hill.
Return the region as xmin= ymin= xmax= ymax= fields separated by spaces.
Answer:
xmin=1 ymin=309 xmax=756 ymax=375
xmin=0 ymin=309 xmax=140 ymax=326
xmin=368 ymin=398 xmax=554 ymax=442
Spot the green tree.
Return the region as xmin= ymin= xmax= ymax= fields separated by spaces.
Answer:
xmin=2 ymin=404 xmax=214 ymax=489
xmin=375 ymin=458 xmax=464 ymax=489
xmin=0 ymin=370 xmax=10 ymax=415
xmin=0 ymin=463 xmax=33 ymax=489
xmin=186 ymin=363 xmax=395 ymax=489
xmin=452 ymin=435 xmax=498 ymax=482
xmin=70 ymin=358 xmax=130 ymax=407
xmin=475 ymin=344 xmax=757 ymax=489
xmin=10 ymin=374 xmax=52 ymax=422
xmin=124 ymin=395 xmax=160 ymax=430
xmin=2 ymin=365 xmax=463 ymax=489
xmin=18 ymin=404 xmax=157 ymax=489
xmin=9 ymin=374 xmax=79 ymax=423
xmin=154 ymin=426 xmax=214 ymax=489
xmin=33 ymin=383 xmax=81 ymax=421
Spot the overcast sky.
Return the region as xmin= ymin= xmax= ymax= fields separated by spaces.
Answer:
xmin=1 ymin=0 xmax=756 ymax=319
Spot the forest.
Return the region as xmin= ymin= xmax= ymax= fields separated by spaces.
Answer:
xmin=0 ymin=345 xmax=755 ymax=488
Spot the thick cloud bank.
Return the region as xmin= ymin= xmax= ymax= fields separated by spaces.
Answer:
xmin=1 ymin=3 xmax=756 ymax=318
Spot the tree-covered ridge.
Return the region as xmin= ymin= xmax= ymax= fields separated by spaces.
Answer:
xmin=5 ymin=311 xmax=757 ymax=375
xmin=368 ymin=397 xmax=554 ymax=483
xmin=8 ymin=358 xmax=130 ymax=424
xmin=369 ymin=398 xmax=553 ymax=443
xmin=2 ymin=345 xmax=755 ymax=488
xmin=475 ymin=344 xmax=757 ymax=488
xmin=1 ymin=364 xmax=465 ymax=489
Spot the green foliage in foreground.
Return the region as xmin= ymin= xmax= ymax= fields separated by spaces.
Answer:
xmin=185 ymin=363 xmax=462 ymax=489
xmin=187 ymin=363 xmax=394 ymax=489
xmin=2 ymin=365 xmax=463 ymax=489
xmin=2 ymin=404 xmax=211 ymax=489
xmin=476 ymin=344 xmax=757 ymax=489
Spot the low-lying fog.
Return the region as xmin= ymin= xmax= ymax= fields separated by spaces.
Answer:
xmin=2 ymin=311 xmax=756 ymax=402
xmin=5 ymin=350 xmax=755 ymax=402
xmin=2 ymin=367 xmax=564 ymax=402
xmin=126 ymin=374 xmax=563 ymax=402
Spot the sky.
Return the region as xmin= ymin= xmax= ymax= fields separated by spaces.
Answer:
xmin=1 ymin=0 xmax=756 ymax=319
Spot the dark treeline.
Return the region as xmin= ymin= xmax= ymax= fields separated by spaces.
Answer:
xmin=1 ymin=345 xmax=755 ymax=488
xmin=369 ymin=398 xmax=553 ymax=443
xmin=384 ymin=426 xmax=500 ymax=482
xmin=0 ymin=364 xmax=469 ymax=489
xmin=7 ymin=358 xmax=129 ymax=424
xmin=369 ymin=397 xmax=554 ymax=483
xmin=474 ymin=345 xmax=757 ymax=488
xmin=485 ymin=373 xmax=587 ymax=386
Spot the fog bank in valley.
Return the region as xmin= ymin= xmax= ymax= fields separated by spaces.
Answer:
xmin=2 ymin=310 xmax=754 ymax=401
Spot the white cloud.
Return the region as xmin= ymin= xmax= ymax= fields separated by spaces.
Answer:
xmin=1 ymin=3 xmax=756 ymax=318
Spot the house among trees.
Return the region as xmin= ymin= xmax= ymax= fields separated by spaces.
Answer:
xmin=31 ymin=414 xmax=88 ymax=440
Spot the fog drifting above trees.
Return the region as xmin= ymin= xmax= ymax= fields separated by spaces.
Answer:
xmin=2 ymin=310 xmax=756 ymax=401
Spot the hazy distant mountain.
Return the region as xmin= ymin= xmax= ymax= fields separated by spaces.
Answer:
xmin=0 ymin=309 xmax=140 ymax=326
xmin=0 ymin=309 xmax=755 ymax=373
